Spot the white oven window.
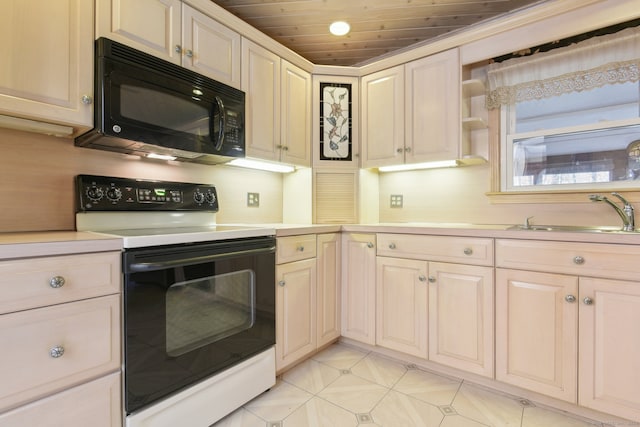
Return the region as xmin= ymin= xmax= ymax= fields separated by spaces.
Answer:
xmin=166 ymin=269 xmax=256 ymax=357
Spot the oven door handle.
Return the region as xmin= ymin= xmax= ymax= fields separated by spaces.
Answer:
xmin=128 ymin=246 xmax=275 ymax=272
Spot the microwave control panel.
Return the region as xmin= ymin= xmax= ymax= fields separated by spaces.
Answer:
xmin=76 ymin=175 xmax=219 ymax=212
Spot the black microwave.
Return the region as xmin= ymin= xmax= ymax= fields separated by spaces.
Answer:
xmin=75 ymin=38 xmax=245 ymax=165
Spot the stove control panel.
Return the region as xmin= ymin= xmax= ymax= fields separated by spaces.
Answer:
xmin=76 ymin=175 xmax=219 ymax=212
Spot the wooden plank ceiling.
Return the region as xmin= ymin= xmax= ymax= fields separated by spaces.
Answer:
xmin=209 ymin=0 xmax=546 ymax=66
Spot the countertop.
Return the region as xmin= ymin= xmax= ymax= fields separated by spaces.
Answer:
xmin=0 ymin=231 xmax=123 ymax=259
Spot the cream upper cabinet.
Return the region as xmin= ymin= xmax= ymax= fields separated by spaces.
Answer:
xmin=341 ymin=233 xmax=377 ymax=345
xmin=361 ymin=65 xmax=405 ymax=168
xmin=316 ymin=233 xmax=341 ymax=348
xmin=242 ymin=39 xmax=311 ymax=167
xmin=0 ymin=0 xmax=94 ymax=133
xmin=496 ymin=268 xmax=579 ymax=403
xmin=376 ymin=256 xmax=428 ymax=358
xmin=361 ymin=48 xmax=461 ymax=168
xmin=96 ymin=0 xmax=240 ymax=86
xmin=429 ymin=262 xmax=494 ymax=378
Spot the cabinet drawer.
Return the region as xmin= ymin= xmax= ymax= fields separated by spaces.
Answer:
xmin=496 ymin=239 xmax=640 ymax=281
xmin=377 ymin=234 xmax=493 ymax=266
xmin=277 ymin=235 xmax=317 ymax=264
xmin=0 ymin=372 xmax=121 ymax=427
xmin=0 ymin=252 xmax=121 ymax=315
xmin=0 ymin=295 xmax=121 ymax=412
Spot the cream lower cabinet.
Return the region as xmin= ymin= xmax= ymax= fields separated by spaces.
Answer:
xmin=496 ymin=239 xmax=640 ymax=421
xmin=276 ymin=233 xmax=340 ymax=372
xmin=341 ymin=233 xmax=377 ymax=345
xmin=0 ymin=0 xmax=93 ymax=133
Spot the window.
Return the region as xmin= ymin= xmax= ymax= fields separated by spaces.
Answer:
xmin=488 ymin=25 xmax=640 ymax=193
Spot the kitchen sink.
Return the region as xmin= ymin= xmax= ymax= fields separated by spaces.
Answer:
xmin=507 ymin=224 xmax=637 ymax=233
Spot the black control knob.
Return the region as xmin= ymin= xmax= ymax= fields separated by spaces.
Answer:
xmin=106 ymin=187 xmax=122 ymax=202
xmin=86 ymin=185 xmax=104 ymax=201
xmin=205 ymin=191 xmax=217 ymax=204
xmin=193 ymin=190 xmax=205 ymax=204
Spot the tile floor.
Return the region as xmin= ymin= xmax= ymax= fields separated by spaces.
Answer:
xmin=213 ymin=343 xmax=604 ymax=427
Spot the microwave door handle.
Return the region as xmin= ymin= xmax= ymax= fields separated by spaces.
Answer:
xmin=214 ymin=96 xmax=226 ymax=151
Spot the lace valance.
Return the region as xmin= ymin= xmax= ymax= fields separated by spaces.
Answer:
xmin=486 ymin=26 xmax=640 ymax=109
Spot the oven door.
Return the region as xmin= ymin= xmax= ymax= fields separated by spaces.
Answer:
xmin=122 ymin=236 xmax=275 ymax=414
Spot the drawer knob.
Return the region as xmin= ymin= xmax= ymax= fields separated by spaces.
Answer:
xmin=565 ymin=295 xmax=576 ymax=303
xmin=49 ymin=276 xmax=66 ymax=288
xmin=49 ymin=346 xmax=65 ymax=358
xmin=463 ymin=247 xmax=473 ymax=256
xmin=418 ymin=275 xmax=427 ymax=282
xmin=428 ymin=276 xmax=436 ymax=283
xmin=583 ymin=297 xmax=594 ymax=305
xmin=367 ymin=242 xmax=374 ymax=248
xmin=389 ymin=243 xmax=396 ymax=249
xmin=278 ymin=280 xmax=286 ymax=287
xmin=573 ymin=256 xmax=585 ymax=265
xmin=296 ymin=246 xmax=305 ymax=252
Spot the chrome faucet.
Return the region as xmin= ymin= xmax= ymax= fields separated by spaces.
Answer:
xmin=589 ymin=192 xmax=635 ymax=231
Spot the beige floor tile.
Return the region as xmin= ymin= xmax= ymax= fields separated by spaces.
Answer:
xmin=317 ymin=373 xmax=389 ymax=414
xmin=282 ymin=358 xmax=341 ymax=394
xmin=282 ymin=396 xmax=358 ymax=427
xmin=311 ymin=343 xmax=368 ymax=370
xmin=213 ymin=408 xmax=267 ymax=426
xmin=351 ymin=353 xmax=408 ymax=388
xmin=371 ymin=389 xmax=445 ymax=427
xmin=440 ymin=415 xmax=491 ymax=426
xmin=244 ymin=380 xmax=312 ymax=422
xmin=522 ymin=406 xmax=600 ymax=427
xmin=452 ymin=384 xmax=524 ymax=427
xmin=393 ymin=368 xmax=462 ymax=406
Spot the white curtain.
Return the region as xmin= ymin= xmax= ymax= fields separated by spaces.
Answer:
xmin=486 ymin=26 xmax=640 ymax=109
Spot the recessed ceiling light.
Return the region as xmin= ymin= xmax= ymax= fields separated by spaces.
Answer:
xmin=329 ymin=21 xmax=350 ymax=36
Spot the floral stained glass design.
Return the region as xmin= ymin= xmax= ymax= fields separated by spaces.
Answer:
xmin=320 ymin=83 xmax=352 ymax=161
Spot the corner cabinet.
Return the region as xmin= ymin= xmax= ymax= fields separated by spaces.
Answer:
xmin=96 ymin=0 xmax=241 ymax=86
xmin=361 ymin=48 xmax=461 ymax=168
xmin=496 ymin=239 xmax=640 ymax=421
xmin=242 ymin=39 xmax=311 ymax=167
xmin=0 ymin=0 xmax=94 ymax=133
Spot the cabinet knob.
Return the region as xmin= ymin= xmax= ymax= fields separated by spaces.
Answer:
xmin=366 ymin=242 xmax=374 ymax=248
xmin=388 ymin=243 xmax=396 ymax=249
xmin=396 ymin=148 xmax=403 ymax=153
xmin=49 ymin=276 xmax=66 ymax=289
xmin=296 ymin=245 xmax=305 ymax=252
xmin=278 ymin=280 xmax=285 ymax=287
xmin=49 ymin=345 xmax=65 ymax=358
xmin=185 ymin=49 xmax=194 ymax=58
xmin=282 ymin=146 xmax=289 ymax=151
xmin=418 ymin=275 xmax=427 ymax=282
xmin=81 ymin=94 xmax=93 ymax=105
xmin=428 ymin=276 xmax=436 ymax=283
xmin=583 ymin=296 xmax=594 ymax=305
xmin=175 ymin=44 xmax=182 ymax=54
xmin=565 ymin=294 xmax=576 ymax=303
xmin=405 ymin=147 xmax=411 ymax=153
xmin=573 ymin=256 xmax=585 ymax=265
xmin=463 ymin=247 xmax=473 ymax=255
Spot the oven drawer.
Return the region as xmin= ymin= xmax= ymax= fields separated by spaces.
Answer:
xmin=0 ymin=295 xmax=121 ymax=412
xmin=0 ymin=252 xmax=121 ymax=315
xmin=0 ymin=372 xmax=121 ymax=427
xmin=277 ymin=235 xmax=317 ymax=264
xmin=377 ymin=234 xmax=494 ymax=266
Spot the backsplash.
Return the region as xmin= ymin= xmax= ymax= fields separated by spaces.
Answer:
xmin=0 ymin=128 xmax=284 ymax=233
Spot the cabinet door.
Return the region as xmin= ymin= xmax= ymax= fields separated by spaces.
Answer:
xmin=281 ymin=60 xmax=311 ymax=167
xmin=579 ymin=277 xmax=640 ymax=420
xmin=96 ymin=0 xmax=181 ymax=64
xmin=276 ymin=258 xmax=316 ymax=372
xmin=361 ymin=66 xmax=405 ymax=168
xmin=376 ymin=257 xmax=428 ymax=359
xmin=428 ymin=262 xmax=493 ymax=377
xmin=0 ymin=0 xmax=94 ymax=129
xmin=182 ymin=4 xmax=240 ymax=87
xmin=341 ymin=233 xmax=376 ymax=345
xmin=405 ymin=48 xmax=461 ymax=162
xmin=316 ymin=233 xmax=341 ymax=348
xmin=496 ymin=268 xmax=578 ymax=403
xmin=242 ymin=39 xmax=281 ymax=162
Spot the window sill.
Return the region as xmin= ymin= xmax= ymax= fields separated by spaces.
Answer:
xmin=486 ymin=189 xmax=640 ymax=204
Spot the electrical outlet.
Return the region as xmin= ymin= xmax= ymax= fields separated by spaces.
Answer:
xmin=390 ymin=194 xmax=403 ymax=208
xmin=247 ymin=192 xmax=260 ymax=207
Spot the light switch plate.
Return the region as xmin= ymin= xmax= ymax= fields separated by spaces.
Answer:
xmin=247 ymin=192 xmax=260 ymax=207
xmin=390 ymin=194 xmax=403 ymax=208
